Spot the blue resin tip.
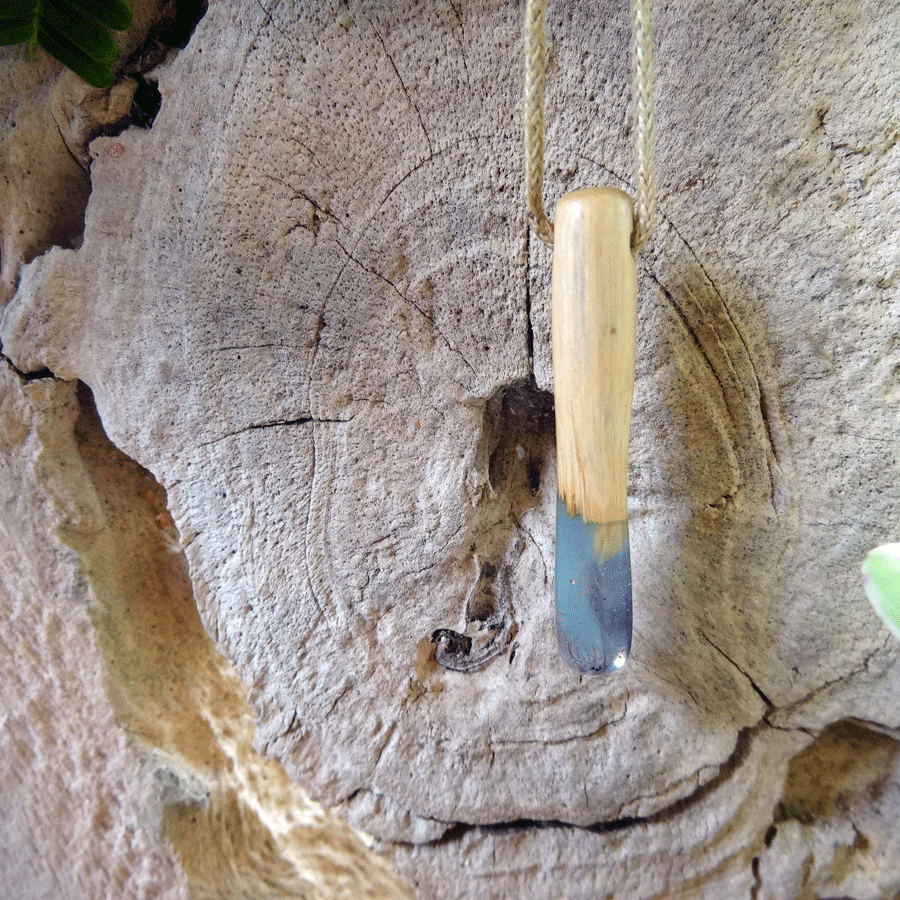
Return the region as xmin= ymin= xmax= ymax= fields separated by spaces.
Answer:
xmin=555 ymin=498 xmax=632 ymax=674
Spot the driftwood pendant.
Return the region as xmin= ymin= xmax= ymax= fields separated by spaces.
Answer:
xmin=551 ymin=187 xmax=637 ymax=673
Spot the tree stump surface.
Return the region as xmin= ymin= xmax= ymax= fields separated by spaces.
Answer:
xmin=2 ymin=1 xmax=900 ymax=897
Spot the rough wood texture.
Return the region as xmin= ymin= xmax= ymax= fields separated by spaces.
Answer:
xmin=0 ymin=371 xmax=188 ymax=899
xmin=2 ymin=0 xmax=900 ymax=897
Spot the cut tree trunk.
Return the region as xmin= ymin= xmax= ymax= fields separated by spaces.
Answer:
xmin=2 ymin=1 xmax=900 ymax=898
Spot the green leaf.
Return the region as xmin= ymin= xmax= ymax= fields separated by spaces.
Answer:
xmin=38 ymin=23 xmax=115 ymax=87
xmin=0 ymin=0 xmax=35 ymax=39
xmin=0 ymin=0 xmax=131 ymax=86
xmin=0 ymin=22 xmax=32 ymax=44
xmin=862 ymin=543 xmax=900 ymax=642
xmin=0 ymin=0 xmax=36 ymax=17
xmin=43 ymin=0 xmax=119 ymax=65
xmin=0 ymin=10 xmax=32 ymax=27
xmin=72 ymin=0 xmax=131 ymax=31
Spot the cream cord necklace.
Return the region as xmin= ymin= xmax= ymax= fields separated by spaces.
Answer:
xmin=524 ymin=0 xmax=656 ymax=673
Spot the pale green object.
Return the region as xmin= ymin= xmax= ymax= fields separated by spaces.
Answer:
xmin=862 ymin=544 xmax=900 ymax=642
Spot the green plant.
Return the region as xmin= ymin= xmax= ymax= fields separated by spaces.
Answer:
xmin=0 ymin=0 xmax=132 ymax=88
xmin=862 ymin=543 xmax=900 ymax=642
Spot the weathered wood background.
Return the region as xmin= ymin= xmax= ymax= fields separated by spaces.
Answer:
xmin=2 ymin=0 xmax=900 ymax=897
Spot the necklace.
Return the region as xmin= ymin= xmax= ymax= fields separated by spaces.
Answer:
xmin=524 ymin=0 xmax=656 ymax=673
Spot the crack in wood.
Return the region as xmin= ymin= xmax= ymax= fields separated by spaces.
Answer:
xmin=308 ymin=255 xmax=349 ymax=371
xmin=0 ymin=345 xmax=57 ymax=382
xmin=370 ymin=23 xmax=434 ymax=156
xmin=663 ymin=217 xmax=783 ymax=509
xmin=402 ymin=723 xmax=764 ymax=842
xmin=332 ymin=235 xmax=477 ymax=376
xmin=303 ymin=423 xmax=341 ymax=646
xmin=370 ymin=722 xmax=398 ymax=776
xmin=649 ymin=270 xmax=738 ymax=430
xmin=291 ymin=136 xmax=332 ymax=177
xmin=432 ymin=560 xmax=516 ymax=672
xmin=252 ymin=0 xmax=295 ymax=49
xmin=523 ymin=223 xmax=535 ymax=366
xmin=323 ymin=682 xmax=353 ymax=719
xmin=487 ymin=706 xmax=627 ymax=749
xmin=647 ymin=263 xmax=786 ymax=516
xmin=771 ymin=635 xmax=893 ymax=723
xmin=698 ymin=630 xmax=775 ymax=711
xmin=749 ymin=854 xmax=763 ymax=900
xmin=197 ymin=414 xmax=353 ymax=448
xmin=511 ymin=512 xmax=549 ymax=586
xmin=445 ymin=0 xmax=471 ymax=90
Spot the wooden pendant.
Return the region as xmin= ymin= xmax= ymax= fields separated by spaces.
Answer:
xmin=551 ymin=187 xmax=637 ymax=673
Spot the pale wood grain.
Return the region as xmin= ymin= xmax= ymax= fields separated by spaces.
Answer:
xmin=552 ymin=186 xmax=637 ymax=526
